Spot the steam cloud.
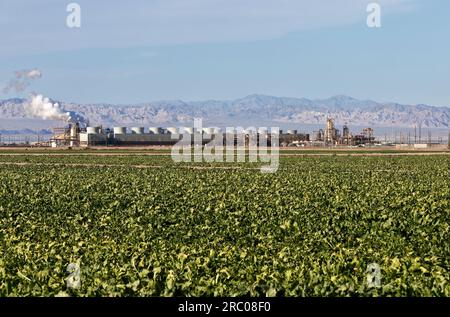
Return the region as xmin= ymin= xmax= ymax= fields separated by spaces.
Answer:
xmin=27 ymin=94 xmax=86 ymax=124
xmin=27 ymin=94 xmax=67 ymax=121
xmin=3 ymin=69 xmax=42 ymax=94
xmin=3 ymin=68 xmax=87 ymax=125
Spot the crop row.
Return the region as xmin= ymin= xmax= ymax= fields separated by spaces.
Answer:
xmin=0 ymin=155 xmax=449 ymax=296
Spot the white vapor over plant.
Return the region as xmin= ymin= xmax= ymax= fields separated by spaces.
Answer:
xmin=27 ymin=94 xmax=86 ymax=124
xmin=3 ymin=69 xmax=42 ymax=94
xmin=3 ymin=67 xmax=87 ymax=125
xmin=27 ymin=94 xmax=67 ymax=121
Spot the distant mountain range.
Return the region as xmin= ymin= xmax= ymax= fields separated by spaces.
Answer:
xmin=1 ymin=95 xmax=449 ymax=134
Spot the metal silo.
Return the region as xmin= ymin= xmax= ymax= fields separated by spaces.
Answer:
xmin=114 ymin=127 xmax=127 ymax=135
xmin=225 ymin=128 xmax=236 ymax=135
xmin=131 ymin=127 xmax=145 ymax=134
xmin=183 ymin=127 xmax=194 ymax=134
xmin=243 ymin=128 xmax=257 ymax=135
xmin=202 ymin=128 xmax=215 ymax=135
xmin=149 ymin=127 xmax=163 ymax=135
xmin=86 ymin=127 xmax=98 ymax=134
xmin=258 ymin=128 xmax=268 ymax=134
xmin=166 ymin=127 xmax=178 ymax=135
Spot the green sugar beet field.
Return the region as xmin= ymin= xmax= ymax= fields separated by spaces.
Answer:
xmin=0 ymin=154 xmax=449 ymax=296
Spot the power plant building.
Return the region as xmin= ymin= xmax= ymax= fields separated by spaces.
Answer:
xmin=50 ymin=118 xmax=375 ymax=148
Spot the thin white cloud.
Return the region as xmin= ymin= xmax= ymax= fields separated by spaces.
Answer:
xmin=0 ymin=0 xmax=417 ymax=56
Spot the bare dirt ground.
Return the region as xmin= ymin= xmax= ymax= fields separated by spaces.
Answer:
xmin=0 ymin=145 xmax=448 ymax=157
xmin=0 ymin=144 xmax=449 ymax=151
xmin=0 ymin=151 xmax=449 ymax=157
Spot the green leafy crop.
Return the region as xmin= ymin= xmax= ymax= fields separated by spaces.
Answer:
xmin=0 ymin=155 xmax=449 ymax=296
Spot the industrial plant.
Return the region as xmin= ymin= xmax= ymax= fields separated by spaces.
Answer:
xmin=43 ymin=117 xmax=382 ymax=148
xmin=2 ymin=116 xmax=445 ymax=149
xmin=311 ymin=118 xmax=375 ymax=146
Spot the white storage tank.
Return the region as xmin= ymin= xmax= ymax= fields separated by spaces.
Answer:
xmin=287 ymin=129 xmax=298 ymax=135
xmin=86 ymin=127 xmax=99 ymax=134
xmin=131 ymin=127 xmax=145 ymax=134
xmin=114 ymin=127 xmax=127 ymax=135
xmin=183 ymin=127 xmax=195 ymax=134
xmin=202 ymin=128 xmax=215 ymax=135
xmin=243 ymin=128 xmax=257 ymax=135
xmin=166 ymin=127 xmax=178 ymax=135
xmin=149 ymin=127 xmax=163 ymax=135
xmin=225 ymin=128 xmax=236 ymax=135
xmin=258 ymin=128 xmax=268 ymax=134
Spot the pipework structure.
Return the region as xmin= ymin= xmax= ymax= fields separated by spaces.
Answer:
xmin=47 ymin=118 xmax=381 ymax=148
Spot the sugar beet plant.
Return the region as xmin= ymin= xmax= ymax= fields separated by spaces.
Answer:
xmin=0 ymin=155 xmax=449 ymax=296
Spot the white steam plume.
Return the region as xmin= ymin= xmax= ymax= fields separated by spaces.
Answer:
xmin=5 ymin=68 xmax=88 ymax=125
xmin=27 ymin=94 xmax=68 ymax=121
xmin=27 ymin=94 xmax=88 ymax=125
xmin=3 ymin=69 xmax=42 ymax=94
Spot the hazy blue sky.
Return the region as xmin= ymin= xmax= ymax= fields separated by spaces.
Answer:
xmin=0 ymin=0 xmax=449 ymax=106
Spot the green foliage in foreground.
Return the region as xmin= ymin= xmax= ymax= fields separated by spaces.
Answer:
xmin=0 ymin=155 xmax=449 ymax=296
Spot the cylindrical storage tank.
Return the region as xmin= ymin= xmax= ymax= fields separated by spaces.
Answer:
xmin=183 ymin=127 xmax=194 ymax=134
xmin=86 ymin=127 xmax=98 ymax=134
xmin=202 ymin=128 xmax=215 ymax=135
xmin=114 ymin=127 xmax=127 ymax=135
xmin=287 ymin=129 xmax=298 ymax=135
xmin=225 ymin=128 xmax=236 ymax=135
xmin=243 ymin=128 xmax=257 ymax=135
xmin=149 ymin=127 xmax=163 ymax=135
xmin=166 ymin=127 xmax=178 ymax=135
xmin=131 ymin=127 xmax=145 ymax=134
xmin=258 ymin=128 xmax=268 ymax=134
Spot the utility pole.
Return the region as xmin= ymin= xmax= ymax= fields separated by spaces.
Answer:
xmin=419 ymin=124 xmax=422 ymax=143
xmin=448 ymin=131 xmax=450 ymax=149
xmin=414 ymin=125 xmax=417 ymax=144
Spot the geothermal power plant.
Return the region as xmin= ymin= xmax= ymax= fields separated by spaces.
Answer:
xmin=46 ymin=118 xmax=385 ymax=148
xmin=50 ymin=124 xmax=302 ymax=147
